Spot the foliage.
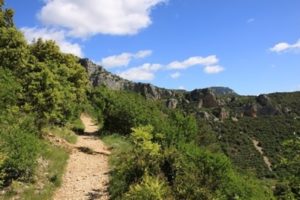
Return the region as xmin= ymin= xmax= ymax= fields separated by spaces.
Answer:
xmin=1 ymin=142 xmax=69 ymax=200
xmin=0 ymin=67 xmax=21 ymax=113
xmin=89 ymin=86 xmax=199 ymax=147
xmin=69 ymin=118 xmax=85 ymax=135
xmin=0 ymin=0 xmax=89 ymax=192
xmin=108 ymin=126 xmax=163 ymax=200
xmin=106 ymin=125 xmax=274 ymax=200
xmin=274 ymin=138 xmax=300 ymax=199
xmin=124 ymin=174 xmax=173 ymax=200
xmin=213 ymin=116 xmax=300 ymax=177
xmin=21 ymin=39 xmax=89 ymax=125
xmin=0 ymin=114 xmax=40 ymax=187
xmin=44 ymin=126 xmax=77 ymax=144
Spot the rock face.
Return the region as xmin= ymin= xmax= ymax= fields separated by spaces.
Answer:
xmin=80 ymin=58 xmax=179 ymax=99
xmin=218 ymin=108 xmax=229 ymax=121
xmin=244 ymin=104 xmax=258 ymax=118
xmin=80 ymin=58 xmax=234 ymax=103
xmin=188 ymin=89 xmax=219 ymax=108
xmin=166 ymin=98 xmax=178 ymax=109
xmin=257 ymin=94 xmax=271 ymax=106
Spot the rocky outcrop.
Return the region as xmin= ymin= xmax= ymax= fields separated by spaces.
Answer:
xmin=244 ymin=104 xmax=258 ymax=117
xmin=80 ymin=58 xmax=234 ymax=103
xmin=257 ymin=94 xmax=271 ymax=106
xmin=166 ymin=98 xmax=178 ymax=109
xmin=80 ymin=58 xmax=179 ymax=99
xmin=218 ymin=108 xmax=229 ymax=121
xmin=188 ymin=89 xmax=219 ymax=108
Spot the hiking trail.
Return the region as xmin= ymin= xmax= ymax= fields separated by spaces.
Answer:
xmin=53 ymin=114 xmax=110 ymax=200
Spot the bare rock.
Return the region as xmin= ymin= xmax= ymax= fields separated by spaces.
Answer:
xmin=166 ymin=98 xmax=178 ymax=109
xmin=257 ymin=94 xmax=271 ymax=106
xmin=244 ymin=104 xmax=258 ymax=117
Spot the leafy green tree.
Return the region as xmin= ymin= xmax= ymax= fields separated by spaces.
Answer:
xmin=0 ymin=27 xmax=29 ymax=72
xmin=0 ymin=67 xmax=21 ymax=112
xmin=19 ymin=39 xmax=89 ymax=125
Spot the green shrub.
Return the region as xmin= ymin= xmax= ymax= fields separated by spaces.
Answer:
xmin=124 ymin=174 xmax=173 ymax=200
xmin=0 ymin=115 xmax=40 ymax=186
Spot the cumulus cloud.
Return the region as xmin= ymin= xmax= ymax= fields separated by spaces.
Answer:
xmin=38 ymin=0 xmax=166 ymax=38
xmin=110 ymin=53 xmax=223 ymax=81
xmin=178 ymin=86 xmax=185 ymax=90
xmin=167 ymin=55 xmax=219 ymax=70
xmin=118 ymin=63 xmax=161 ymax=81
xmin=203 ymin=65 xmax=224 ymax=74
xmin=101 ymin=50 xmax=152 ymax=68
xmin=21 ymin=27 xmax=83 ymax=57
xmin=270 ymin=39 xmax=300 ymax=53
xmin=170 ymin=72 xmax=181 ymax=79
xmin=135 ymin=50 xmax=152 ymax=58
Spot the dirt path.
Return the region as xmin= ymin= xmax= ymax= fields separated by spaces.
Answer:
xmin=252 ymin=139 xmax=272 ymax=171
xmin=53 ymin=114 xmax=110 ymax=200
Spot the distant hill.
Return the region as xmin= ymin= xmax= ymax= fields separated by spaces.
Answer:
xmin=80 ymin=58 xmax=300 ymax=178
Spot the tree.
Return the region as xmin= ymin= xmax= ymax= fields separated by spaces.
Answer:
xmin=0 ymin=0 xmax=14 ymax=27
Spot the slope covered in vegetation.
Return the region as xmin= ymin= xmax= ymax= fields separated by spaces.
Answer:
xmin=0 ymin=0 xmax=299 ymax=199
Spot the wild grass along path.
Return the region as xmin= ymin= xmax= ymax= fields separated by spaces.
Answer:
xmin=54 ymin=114 xmax=110 ymax=200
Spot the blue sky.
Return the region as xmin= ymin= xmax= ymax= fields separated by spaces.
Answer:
xmin=7 ymin=0 xmax=300 ymax=95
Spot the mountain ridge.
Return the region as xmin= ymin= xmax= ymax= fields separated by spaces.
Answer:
xmin=80 ymin=58 xmax=237 ymax=98
xmin=80 ymin=58 xmax=299 ymax=120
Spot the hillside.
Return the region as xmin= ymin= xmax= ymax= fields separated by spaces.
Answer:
xmin=80 ymin=59 xmax=300 ymax=197
xmin=0 ymin=1 xmax=299 ymax=199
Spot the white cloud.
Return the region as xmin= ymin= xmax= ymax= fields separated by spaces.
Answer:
xmin=101 ymin=53 xmax=132 ymax=68
xmin=167 ymin=55 xmax=218 ymax=70
xmin=203 ymin=65 xmax=224 ymax=74
xmin=270 ymin=39 xmax=300 ymax=53
xmin=135 ymin=50 xmax=152 ymax=58
xmin=178 ymin=86 xmax=185 ymax=90
xmin=21 ymin=27 xmax=83 ymax=57
xmin=170 ymin=72 xmax=181 ymax=79
xmin=101 ymin=50 xmax=152 ymax=68
xmin=110 ymin=54 xmax=224 ymax=81
xmin=38 ymin=0 xmax=166 ymax=38
xmin=118 ymin=63 xmax=161 ymax=81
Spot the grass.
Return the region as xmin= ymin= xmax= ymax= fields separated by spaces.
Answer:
xmin=69 ymin=118 xmax=85 ymax=135
xmin=44 ymin=126 xmax=77 ymax=144
xmin=1 ymin=141 xmax=68 ymax=200
xmin=101 ymin=134 xmax=132 ymax=165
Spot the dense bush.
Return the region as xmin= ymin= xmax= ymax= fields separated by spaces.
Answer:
xmin=107 ymin=125 xmax=274 ymax=200
xmin=0 ymin=68 xmax=21 ymax=112
xmin=124 ymin=174 xmax=173 ymax=200
xmin=0 ymin=114 xmax=40 ymax=187
xmin=89 ymin=86 xmax=199 ymax=146
xmin=274 ymin=138 xmax=300 ymax=199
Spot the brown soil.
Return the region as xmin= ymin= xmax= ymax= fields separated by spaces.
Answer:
xmin=53 ymin=114 xmax=110 ymax=200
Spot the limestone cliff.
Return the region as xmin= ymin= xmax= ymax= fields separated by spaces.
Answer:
xmin=80 ymin=58 xmax=291 ymax=120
